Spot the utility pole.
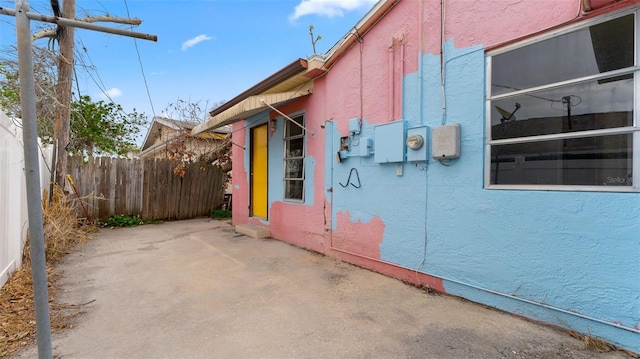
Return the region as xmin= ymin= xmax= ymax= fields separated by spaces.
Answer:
xmin=15 ymin=2 xmax=52 ymax=357
xmin=52 ymin=0 xmax=75 ymax=188
xmin=1 ymin=3 xmax=156 ymax=358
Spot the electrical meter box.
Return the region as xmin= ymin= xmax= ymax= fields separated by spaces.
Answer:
xmin=432 ymin=124 xmax=460 ymax=159
xmin=406 ymin=126 xmax=428 ymax=162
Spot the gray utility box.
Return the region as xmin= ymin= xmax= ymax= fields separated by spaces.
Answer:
xmin=431 ymin=124 xmax=460 ymax=160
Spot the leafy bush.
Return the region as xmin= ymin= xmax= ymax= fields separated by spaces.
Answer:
xmin=100 ymin=214 xmax=144 ymax=227
xmin=211 ymin=209 xmax=232 ymax=218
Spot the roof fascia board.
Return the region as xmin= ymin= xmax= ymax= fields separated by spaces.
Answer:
xmin=323 ymin=0 xmax=400 ymax=69
xmin=140 ymin=116 xmax=184 ymax=151
xmin=141 ymin=116 xmax=201 ymax=151
xmin=209 ymin=58 xmax=308 ymax=117
xmin=140 ymin=119 xmax=162 ymax=151
xmin=138 ymin=133 xmax=181 ymax=158
xmin=138 ymin=130 xmax=223 ymax=158
xmin=193 ymin=82 xmax=313 ymax=135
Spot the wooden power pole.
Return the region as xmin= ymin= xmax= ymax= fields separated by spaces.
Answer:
xmin=1 ymin=2 xmax=156 ymax=357
xmin=52 ymin=0 xmax=75 ymax=188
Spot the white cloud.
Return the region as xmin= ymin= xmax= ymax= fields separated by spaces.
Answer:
xmin=181 ymin=34 xmax=213 ymax=51
xmin=290 ymin=0 xmax=377 ymax=21
xmin=101 ymin=88 xmax=122 ymax=99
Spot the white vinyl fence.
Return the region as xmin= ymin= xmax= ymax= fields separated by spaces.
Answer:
xmin=0 ymin=110 xmax=51 ymax=288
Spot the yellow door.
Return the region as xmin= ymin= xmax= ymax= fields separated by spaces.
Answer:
xmin=250 ymin=124 xmax=268 ymax=218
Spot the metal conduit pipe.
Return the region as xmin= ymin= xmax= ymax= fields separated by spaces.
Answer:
xmin=400 ymin=33 xmax=405 ymax=120
xmin=418 ymin=0 xmax=424 ymax=124
xmin=389 ymin=36 xmax=395 ymax=120
xmin=440 ymin=0 xmax=447 ymax=125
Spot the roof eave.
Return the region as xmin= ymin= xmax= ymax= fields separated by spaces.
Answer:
xmin=140 ymin=120 xmax=162 ymax=151
xmin=323 ymin=0 xmax=400 ymax=69
xmin=209 ymin=58 xmax=308 ymax=117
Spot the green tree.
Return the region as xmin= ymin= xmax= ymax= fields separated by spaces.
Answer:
xmin=70 ymin=95 xmax=146 ymax=157
xmin=0 ymin=51 xmax=147 ymax=158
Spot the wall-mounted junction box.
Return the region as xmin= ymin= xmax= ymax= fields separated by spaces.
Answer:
xmin=432 ymin=124 xmax=460 ymax=159
xmin=359 ymin=137 xmax=372 ymax=157
xmin=348 ymin=118 xmax=361 ymax=135
xmin=374 ymin=120 xmax=404 ymax=163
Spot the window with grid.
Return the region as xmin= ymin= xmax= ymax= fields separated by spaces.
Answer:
xmin=284 ymin=114 xmax=305 ymax=200
xmin=486 ymin=11 xmax=638 ymax=189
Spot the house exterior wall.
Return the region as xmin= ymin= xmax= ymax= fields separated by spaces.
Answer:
xmin=231 ymin=0 xmax=640 ymax=352
xmin=145 ymin=125 xmax=209 ymax=159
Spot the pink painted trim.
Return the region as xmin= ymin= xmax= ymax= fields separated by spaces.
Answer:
xmin=329 ymin=246 xmax=445 ymax=293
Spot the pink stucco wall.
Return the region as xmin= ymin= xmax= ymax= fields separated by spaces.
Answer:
xmin=441 ymin=0 xmax=579 ymax=50
xmin=265 ymin=97 xmax=328 ymax=253
xmin=231 ymin=122 xmax=248 ymax=225
xmin=231 ymin=0 xmax=637 ymax=288
xmin=324 ymin=0 xmax=420 ymax=128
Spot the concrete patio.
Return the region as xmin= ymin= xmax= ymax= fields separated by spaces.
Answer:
xmin=15 ymin=218 xmax=631 ymax=359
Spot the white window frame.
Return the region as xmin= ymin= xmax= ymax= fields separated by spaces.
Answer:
xmin=283 ymin=112 xmax=306 ymax=202
xmin=485 ymin=7 xmax=640 ymax=192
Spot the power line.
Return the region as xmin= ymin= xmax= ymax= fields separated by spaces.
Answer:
xmin=73 ymin=41 xmax=116 ymax=102
xmin=123 ymin=0 xmax=156 ymax=118
xmin=73 ymin=36 xmax=130 ymax=118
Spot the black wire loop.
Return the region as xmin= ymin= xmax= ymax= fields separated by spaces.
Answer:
xmin=339 ymin=168 xmax=361 ymax=189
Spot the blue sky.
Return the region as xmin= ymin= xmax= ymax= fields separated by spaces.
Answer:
xmin=1 ymin=0 xmax=378 ymax=125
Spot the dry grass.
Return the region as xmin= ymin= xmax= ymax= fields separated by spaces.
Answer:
xmin=568 ymin=330 xmax=640 ymax=358
xmin=0 ymin=186 xmax=96 ymax=358
xmin=582 ymin=335 xmax=617 ymax=353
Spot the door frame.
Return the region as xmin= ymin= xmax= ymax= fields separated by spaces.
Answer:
xmin=250 ymin=123 xmax=268 ymax=218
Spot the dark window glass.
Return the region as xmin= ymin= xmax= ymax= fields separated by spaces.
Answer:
xmin=284 ymin=114 xmax=305 ymax=200
xmin=285 ymin=180 xmax=304 ymax=200
xmin=491 ymin=77 xmax=633 ymax=140
xmin=285 ymin=159 xmax=304 ymax=179
xmin=491 ymin=14 xmax=634 ymax=96
xmin=490 ymin=134 xmax=632 ymax=186
xmin=286 ymin=138 xmax=304 ymax=157
xmin=285 ymin=116 xmax=304 ymax=137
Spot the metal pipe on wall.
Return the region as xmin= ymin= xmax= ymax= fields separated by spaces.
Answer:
xmin=389 ymin=36 xmax=396 ymax=120
xmin=400 ymin=33 xmax=405 ymax=120
xmin=440 ymin=0 xmax=447 ymax=125
xmin=418 ymin=0 xmax=425 ymax=124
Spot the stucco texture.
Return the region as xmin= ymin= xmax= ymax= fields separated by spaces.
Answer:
xmin=230 ymin=0 xmax=640 ymax=352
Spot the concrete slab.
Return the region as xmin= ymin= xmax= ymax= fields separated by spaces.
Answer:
xmin=14 ymin=219 xmax=630 ymax=359
xmin=235 ymin=223 xmax=270 ymax=239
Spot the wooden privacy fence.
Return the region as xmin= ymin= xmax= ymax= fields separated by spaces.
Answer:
xmin=66 ymin=156 xmax=227 ymax=221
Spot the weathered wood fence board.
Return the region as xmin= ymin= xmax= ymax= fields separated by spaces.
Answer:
xmin=67 ymin=157 xmax=226 ymax=221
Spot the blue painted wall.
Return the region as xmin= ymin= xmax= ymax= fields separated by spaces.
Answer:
xmin=404 ymin=41 xmax=639 ymax=351
xmin=323 ymin=39 xmax=639 ymax=352
xmin=325 ymin=118 xmax=428 ymax=266
xmin=239 ymin=42 xmax=640 ymax=354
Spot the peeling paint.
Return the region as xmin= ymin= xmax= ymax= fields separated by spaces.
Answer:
xmin=229 ymin=0 xmax=640 ymax=353
xmin=331 ymin=211 xmax=385 ymax=260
